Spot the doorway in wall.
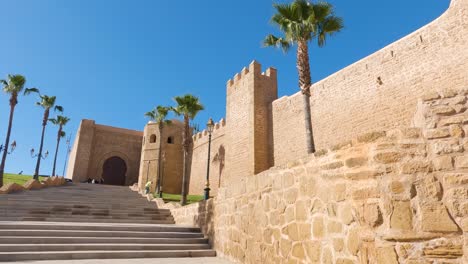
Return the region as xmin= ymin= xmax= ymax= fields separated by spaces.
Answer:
xmin=102 ymin=156 xmax=127 ymax=186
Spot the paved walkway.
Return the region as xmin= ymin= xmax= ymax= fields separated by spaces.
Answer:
xmin=3 ymin=258 xmax=235 ymax=264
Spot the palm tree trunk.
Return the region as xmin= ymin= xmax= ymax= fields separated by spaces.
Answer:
xmin=34 ymin=109 xmax=49 ymax=180
xmin=51 ymin=125 xmax=62 ymax=176
xmin=297 ymin=40 xmax=316 ymax=153
xmin=156 ymin=122 xmax=163 ymax=193
xmin=0 ymin=96 xmax=17 ymax=187
xmin=180 ymin=115 xmax=190 ymax=205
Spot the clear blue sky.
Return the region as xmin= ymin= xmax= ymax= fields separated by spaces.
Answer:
xmin=0 ymin=0 xmax=450 ymax=175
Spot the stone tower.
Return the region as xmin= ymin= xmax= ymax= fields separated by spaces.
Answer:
xmin=138 ymin=120 xmax=184 ymax=194
xmin=225 ymin=61 xmax=278 ymax=182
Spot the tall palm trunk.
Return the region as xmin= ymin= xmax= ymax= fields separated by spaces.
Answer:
xmin=156 ymin=122 xmax=163 ymax=193
xmin=34 ymin=109 xmax=49 ymax=179
xmin=51 ymin=125 xmax=62 ymax=176
xmin=297 ymin=40 xmax=315 ymax=153
xmin=0 ymin=94 xmax=18 ymax=187
xmin=180 ymin=115 xmax=190 ymax=205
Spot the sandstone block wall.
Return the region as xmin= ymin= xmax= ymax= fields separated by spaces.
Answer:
xmin=166 ymin=88 xmax=468 ymax=264
xmin=189 ymin=119 xmax=226 ymax=195
xmin=66 ymin=120 xmax=143 ymax=185
xmin=225 ymin=61 xmax=278 ymax=184
xmin=138 ymin=120 xmax=184 ymax=194
xmin=272 ymin=0 xmax=468 ymax=165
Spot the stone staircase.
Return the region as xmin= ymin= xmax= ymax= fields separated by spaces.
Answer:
xmin=0 ymin=183 xmax=215 ymax=261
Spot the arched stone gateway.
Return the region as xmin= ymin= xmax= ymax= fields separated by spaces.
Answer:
xmin=102 ymin=156 xmax=127 ymax=186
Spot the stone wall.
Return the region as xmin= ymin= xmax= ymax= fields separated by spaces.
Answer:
xmin=166 ymin=88 xmax=468 ymax=264
xmin=66 ymin=120 xmax=143 ymax=185
xmin=189 ymin=119 xmax=226 ymax=195
xmin=272 ymin=0 xmax=468 ymax=165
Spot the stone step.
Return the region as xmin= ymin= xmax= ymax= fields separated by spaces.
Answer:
xmin=0 ymin=229 xmax=204 ymax=238
xmin=0 ymin=212 xmax=173 ymax=221
xmin=0 ymin=211 xmax=173 ymax=219
xmin=0 ymin=221 xmax=200 ymax=233
xmin=0 ymin=217 xmax=175 ymax=224
xmin=0 ymin=199 xmax=157 ymax=207
xmin=0 ymin=204 xmax=168 ymax=212
xmin=0 ymin=243 xmax=211 ymax=252
xmin=0 ymin=208 xmax=171 ymax=216
xmin=0 ymin=236 xmax=209 ymax=244
xmin=0 ymin=249 xmax=216 ymax=261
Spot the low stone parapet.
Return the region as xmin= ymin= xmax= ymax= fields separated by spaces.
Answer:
xmin=0 ymin=177 xmax=67 ymax=195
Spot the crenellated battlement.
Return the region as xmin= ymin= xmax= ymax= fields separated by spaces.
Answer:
xmin=226 ymin=60 xmax=277 ymax=93
xmin=192 ymin=118 xmax=226 ymax=142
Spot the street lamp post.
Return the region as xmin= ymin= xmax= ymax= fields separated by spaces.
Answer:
xmin=30 ymin=148 xmax=49 ymax=160
xmin=204 ymin=118 xmax=215 ymax=200
xmin=0 ymin=140 xmax=17 ymax=155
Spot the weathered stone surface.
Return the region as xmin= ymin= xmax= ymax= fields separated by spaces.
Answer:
xmin=333 ymin=238 xmax=344 ymax=252
xmin=421 ymin=203 xmax=459 ymax=232
xmin=312 ymin=217 xmax=324 ymax=238
xmin=431 ymin=139 xmax=463 ymax=154
xmin=432 ymin=156 xmax=453 ymax=171
xmin=327 ymin=221 xmax=342 ymax=233
xmin=374 ymin=152 xmax=403 ymax=164
xmin=23 ymin=179 xmax=43 ymax=190
xmin=454 ymin=155 xmax=468 ymax=168
xmin=425 ymin=128 xmax=450 ymax=139
xmin=344 ymin=157 xmax=367 ymax=168
xmin=362 ymin=203 xmax=383 ymax=227
xmin=390 ymin=201 xmax=413 ymax=230
xmin=439 ymin=115 xmax=466 ymax=126
xmin=321 ymin=247 xmax=333 ymax=264
xmin=431 ymin=105 xmax=456 ymax=115
xmin=292 ymin=243 xmax=305 ymax=259
xmin=357 ymin=131 xmax=386 ymax=143
xmin=421 ymin=176 xmax=443 ymax=201
xmin=376 ymin=246 xmax=399 ymax=264
xmin=345 ymin=170 xmax=380 ymax=180
xmin=321 ymin=161 xmax=344 ymax=170
xmin=304 ymin=241 xmax=321 ymax=262
xmin=401 ymin=161 xmax=432 ymax=174
xmin=336 ymin=258 xmax=354 ymax=264
xmin=421 ymin=92 xmax=440 ymax=101
xmin=423 ymin=244 xmax=463 ymax=259
xmin=347 ymin=228 xmax=360 ymax=256
xmin=449 ymin=124 xmax=465 ymax=137
xmin=339 ymin=203 xmax=354 ymax=225
xmin=352 ymin=187 xmax=380 ymax=200
xmin=333 ymin=184 xmax=346 ymax=202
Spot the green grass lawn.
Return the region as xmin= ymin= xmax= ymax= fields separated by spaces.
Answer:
xmin=154 ymin=192 xmax=204 ymax=205
xmin=3 ymin=173 xmax=48 ymax=185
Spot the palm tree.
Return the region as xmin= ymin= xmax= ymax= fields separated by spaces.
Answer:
xmin=24 ymin=88 xmax=63 ymax=179
xmin=264 ymin=0 xmax=343 ymax=153
xmin=49 ymin=115 xmax=70 ymax=176
xmin=172 ymin=95 xmax=204 ymax=205
xmin=145 ymin=105 xmax=171 ymax=194
xmin=0 ymin=74 xmax=27 ymax=187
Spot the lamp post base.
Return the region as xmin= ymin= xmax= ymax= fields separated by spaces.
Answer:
xmin=204 ymin=187 xmax=211 ymax=200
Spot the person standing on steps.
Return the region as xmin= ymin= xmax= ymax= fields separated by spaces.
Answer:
xmin=145 ymin=181 xmax=152 ymax=194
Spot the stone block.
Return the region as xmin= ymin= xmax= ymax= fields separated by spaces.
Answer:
xmin=345 ymin=170 xmax=380 ymax=180
xmin=347 ymin=227 xmax=360 ymax=256
xmin=391 ymin=181 xmax=405 ymax=194
xmin=304 ymin=241 xmax=321 ymax=262
xmin=284 ymin=188 xmax=298 ymax=204
xmin=432 ymin=156 xmax=453 ymax=171
xmin=320 ymin=161 xmax=344 ymax=170
xmin=376 ymin=246 xmax=399 ymax=264
xmin=374 ymin=151 xmax=403 ymax=164
xmin=390 ymin=201 xmax=413 ymax=231
xmin=439 ymin=115 xmax=465 ymax=126
xmin=23 ymin=179 xmax=43 ymax=190
xmin=454 ymin=155 xmax=468 ymax=168
xmin=357 ymin=131 xmax=386 ymax=143
xmin=400 ymin=161 xmax=432 ymax=174
xmin=327 ymin=221 xmax=343 ymax=233
xmin=312 ymin=216 xmax=324 ymax=238
xmin=423 ymin=244 xmax=463 ymax=259
xmin=431 ymin=139 xmax=463 ymax=154
xmin=449 ymin=124 xmax=465 ymax=137
xmin=344 ymin=157 xmax=367 ymax=168
xmin=425 ymin=128 xmax=450 ymax=139
xmin=363 ymin=202 xmax=383 ymax=227
xmin=352 ymin=187 xmax=380 ymax=200
xmin=421 ymin=92 xmax=440 ymax=101
xmin=420 ymin=203 xmax=459 ymax=232
xmin=292 ymin=243 xmax=305 ymax=259
xmin=339 ymin=203 xmax=354 ymax=225
xmin=295 ymin=200 xmax=308 ymax=221
xmin=336 ymin=258 xmax=354 ymax=264
xmin=333 ymin=183 xmax=346 ymax=202
xmin=431 ymin=105 xmax=456 ymax=115
xmin=333 ymin=238 xmax=344 ymax=252
xmin=321 ymin=247 xmax=333 ymax=264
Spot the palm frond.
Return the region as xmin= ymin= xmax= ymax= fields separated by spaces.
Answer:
xmin=54 ymin=105 xmax=63 ymax=112
xmin=263 ymin=34 xmax=291 ymax=52
xmin=24 ymin=87 xmax=40 ymax=95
